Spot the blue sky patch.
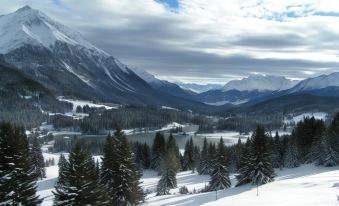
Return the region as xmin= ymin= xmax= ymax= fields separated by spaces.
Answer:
xmin=157 ymin=0 xmax=179 ymax=11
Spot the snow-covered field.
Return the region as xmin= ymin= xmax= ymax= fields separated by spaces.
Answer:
xmin=39 ymin=152 xmax=339 ymax=206
xmin=144 ymin=165 xmax=339 ymax=206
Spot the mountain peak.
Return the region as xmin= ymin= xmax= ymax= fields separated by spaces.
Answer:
xmin=0 ymin=6 xmax=106 ymax=55
xmin=223 ymin=74 xmax=298 ymax=92
xmin=16 ymin=5 xmax=34 ymax=12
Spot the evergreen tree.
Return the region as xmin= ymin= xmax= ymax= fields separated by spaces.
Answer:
xmin=271 ymin=132 xmax=282 ymax=168
xmin=322 ymin=112 xmax=339 ymax=166
xmin=111 ymin=129 xmax=144 ymax=205
xmin=151 ymin=132 xmax=166 ymax=171
xmin=206 ymin=143 xmax=217 ymax=175
xmin=0 ymin=122 xmax=42 ymax=205
xmin=53 ymin=143 xmax=109 ymax=205
xmin=250 ymin=126 xmax=275 ymax=186
xmin=30 ymin=136 xmax=46 ymax=179
xmin=197 ymin=137 xmax=209 ymax=174
xmin=284 ymin=139 xmax=300 ymax=168
xmin=236 ymin=138 xmax=253 ymax=186
xmin=156 ymin=150 xmax=178 ymax=196
xmin=142 ymin=143 xmax=151 ymax=169
xmin=209 ymin=138 xmax=231 ymax=191
xmin=166 ymin=133 xmax=181 ymax=171
xmin=192 ymin=145 xmax=201 ymax=173
xmin=183 ymin=138 xmax=194 ymax=171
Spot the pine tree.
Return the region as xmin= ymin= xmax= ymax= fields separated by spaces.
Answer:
xmin=151 ymin=132 xmax=166 ymax=171
xmin=53 ymin=143 xmax=110 ymax=205
xmin=321 ymin=112 xmax=339 ymax=166
xmin=166 ymin=133 xmax=181 ymax=171
xmin=100 ymin=133 xmax=117 ymax=202
xmin=156 ymin=150 xmax=178 ymax=196
xmin=250 ymin=126 xmax=275 ymax=186
xmin=236 ymin=138 xmax=253 ymax=186
xmin=183 ymin=138 xmax=194 ymax=171
xmin=30 ymin=136 xmax=46 ymax=179
xmin=209 ymin=138 xmax=231 ymax=191
xmin=142 ymin=143 xmax=151 ymax=169
xmin=206 ymin=143 xmax=217 ymax=175
xmin=271 ymin=132 xmax=282 ymax=168
xmin=0 ymin=122 xmax=42 ymax=205
xmin=111 ymin=129 xmax=144 ymax=205
xmin=284 ymin=140 xmax=300 ymax=168
xmin=197 ymin=137 xmax=209 ymax=175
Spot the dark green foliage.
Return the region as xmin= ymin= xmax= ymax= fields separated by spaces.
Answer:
xmin=236 ymin=126 xmax=275 ymax=187
xmin=293 ymin=117 xmax=326 ymax=161
xmin=0 ymin=62 xmax=71 ymax=128
xmin=30 ymin=136 xmax=46 ymax=179
xmin=236 ymin=138 xmax=253 ymax=186
xmin=156 ymin=150 xmax=178 ymax=196
xmin=209 ymin=138 xmax=231 ymax=191
xmin=250 ymin=126 xmax=275 ymax=186
xmin=284 ymin=139 xmax=300 ymax=168
xmin=53 ymin=143 xmax=110 ymax=205
xmin=197 ymin=138 xmax=209 ymax=175
xmin=0 ymin=122 xmax=42 ymax=205
xmin=183 ymin=138 xmax=195 ymax=171
xmin=101 ymin=130 xmax=144 ymax=205
xmin=151 ymin=132 xmax=166 ymax=171
xmin=166 ymin=133 xmax=181 ymax=171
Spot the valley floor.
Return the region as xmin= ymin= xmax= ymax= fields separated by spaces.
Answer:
xmin=38 ymin=153 xmax=339 ymax=206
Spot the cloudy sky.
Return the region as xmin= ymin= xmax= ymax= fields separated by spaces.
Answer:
xmin=2 ymin=0 xmax=339 ymax=84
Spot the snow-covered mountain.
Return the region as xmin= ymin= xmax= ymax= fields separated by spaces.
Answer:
xmin=223 ymin=74 xmax=298 ymax=92
xmin=176 ymin=82 xmax=223 ymax=93
xmin=131 ymin=67 xmax=196 ymax=99
xmin=0 ymin=6 xmax=211 ymax=111
xmin=289 ymin=72 xmax=339 ymax=93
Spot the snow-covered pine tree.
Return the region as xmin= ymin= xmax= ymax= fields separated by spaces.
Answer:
xmin=197 ymin=137 xmax=209 ymax=175
xmin=166 ymin=133 xmax=181 ymax=171
xmin=53 ymin=143 xmax=110 ymax=205
xmin=156 ymin=150 xmax=178 ymax=196
xmin=0 ymin=122 xmax=42 ymax=205
xmin=142 ymin=142 xmax=151 ymax=169
xmin=236 ymin=138 xmax=253 ymax=186
xmin=112 ymin=129 xmax=144 ymax=205
xmin=250 ymin=125 xmax=275 ymax=186
xmin=192 ymin=145 xmax=201 ymax=172
xmin=100 ymin=133 xmax=117 ymax=202
xmin=30 ymin=136 xmax=46 ymax=179
xmin=322 ymin=112 xmax=339 ymax=166
xmin=183 ymin=138 xmax=194 ymax=171
xmin=151 ymin=132 xmax=166 ymax=171
xmin=284 ymin=139 xmax=300 ymax=168
xmin=209 ymin=138 xmax=231 ymax=191
xmin=206 ymin=143 xmax=217 ymax=175
xmin=271 ymin=131 xmax=282 ymax=168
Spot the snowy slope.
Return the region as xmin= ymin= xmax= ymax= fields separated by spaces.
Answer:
xmin=0 ymin=6 xmax=105 ymax=55
xmin=144 ymin=164 xmax=339 ymax=206
xmin=289 ymin=72 xmax=339 ymax=92
xmin=39 ymin=150 xmax=339 ymax=206
xmin=176 ymin=82 xmax=223 ymax=93
xmin=223 ymin=74 xmax=298 ymax=92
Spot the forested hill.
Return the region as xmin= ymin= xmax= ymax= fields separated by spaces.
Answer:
xmin=0 ymin=60 xmax=71 ymax=127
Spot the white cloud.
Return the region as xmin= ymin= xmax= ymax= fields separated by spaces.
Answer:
xmin=1 ymin=0 xmax=339 ymax=83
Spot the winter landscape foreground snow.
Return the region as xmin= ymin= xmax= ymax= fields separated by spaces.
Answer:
xmin=38 ymin=152 xmax=339 ymax=206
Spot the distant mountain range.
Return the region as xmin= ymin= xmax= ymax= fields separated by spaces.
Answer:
xmin=2 ymin=6 xmax=339 ymax=115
